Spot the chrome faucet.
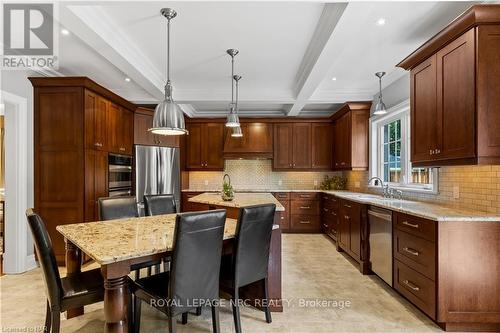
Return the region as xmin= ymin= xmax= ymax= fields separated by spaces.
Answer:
xmin=367 ymin=177 xmax=389 ymax=198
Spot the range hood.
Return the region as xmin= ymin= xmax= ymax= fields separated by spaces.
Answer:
xmin=223 ymin=122 xmax=273 ymax=159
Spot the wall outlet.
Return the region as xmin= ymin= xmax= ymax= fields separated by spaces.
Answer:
xmin=355 ymin=181 xmax=361 ymax=188
xmin=278 ymin=180 xmax=283 ymax=186
xmin=204 ymin=180 xmax=209 ymax=186
xmin=453 ymin=185 xmax=460 ymax=199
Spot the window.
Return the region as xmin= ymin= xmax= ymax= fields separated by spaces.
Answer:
xmin=370 ymin=100 xmax=437 ymax=193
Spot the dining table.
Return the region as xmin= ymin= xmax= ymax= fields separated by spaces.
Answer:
xmin=57 ymin=214 xmax=239 ymax=333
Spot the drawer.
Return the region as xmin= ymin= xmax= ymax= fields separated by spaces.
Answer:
xmin=273 ymin=192 xmax=290 ymax=202
xmin=291 ymin=192 xmax=319 ymax=201
xmin=290 ymin=215 xmax=320 ymax=232
xmin=394 ymin=229 xmax=436 ymax=280
xmin=395 ymin=213 xmax=436 ymax=242
xmin=291 ymin=200 xmax=320 ymax=215
xmin=394 ymin=260 xmax=436 ymax=320
xmin=275 ymin=211 xmax=290 ymax=232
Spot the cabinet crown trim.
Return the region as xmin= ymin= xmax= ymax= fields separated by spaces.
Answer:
xmin=397 ymin=4 xmax=500 ymax=70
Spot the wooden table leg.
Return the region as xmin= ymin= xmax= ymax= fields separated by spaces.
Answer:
xmin=65 ymin=239 xmax=83 ymax=318
xmin=102 ymin=263 xmax=131 ymax=333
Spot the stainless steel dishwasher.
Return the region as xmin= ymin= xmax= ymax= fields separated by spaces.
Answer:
xmin=368 ymin=207 xmax=393 ymax=286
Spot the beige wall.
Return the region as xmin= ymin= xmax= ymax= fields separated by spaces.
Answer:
xmin=188 ymin=160 xmax=340 ymax=191
xmin=344 ymin=166 xmax=500 ymax=213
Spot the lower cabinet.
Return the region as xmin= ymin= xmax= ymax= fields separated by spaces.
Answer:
xmin=336 ymin=198 xmax=370 ymax=274
xmin=320 ymin=193 xmax=339 ymax=240
xmin=289 ymin=192 xmax=320 ymax=232
xmin=272 ymin=192 xmax=290 ymax=232
xmin=181 ymin=192 xmax=209 ymax=212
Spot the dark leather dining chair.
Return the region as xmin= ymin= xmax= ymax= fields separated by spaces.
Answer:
xmin=98 ymin=196 xmax=160 ymax=279
xmin=144 ymin=194 xmax=177 ymax=216
xmin=98 ymin=196 xmax=139 ymax=221
xmin=26 ymin=209 xmax=104 ymax=333
xmin=130 ymin=210 xmax=227 ymax=333
xmin=220 ymin=204 xmax=276 ymax=333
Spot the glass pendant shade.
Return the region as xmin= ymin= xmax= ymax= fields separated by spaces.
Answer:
xmin=226 ymin=104 xmax=240 ymax=127
xmin=150 ymin=96 xmax=187 ymax=135
xmin=231 ymin=126 xmax=243 ymax=137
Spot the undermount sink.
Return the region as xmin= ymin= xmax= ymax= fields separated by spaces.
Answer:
xmin=351 ymin=194 xmax=403 ymax=202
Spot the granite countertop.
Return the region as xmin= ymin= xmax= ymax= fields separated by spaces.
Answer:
xmin=57 ymin=214 xmax=238 ymax=265
xmin=183 ymin=189 xmax=500 ymax=222
xmin=188 ymin=192 xmax=285 ymax=212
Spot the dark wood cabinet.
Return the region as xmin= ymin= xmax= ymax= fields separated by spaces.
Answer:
xmin=320 ymin=193 xmax=338 ymax=240
xmin=399 ymin=5 xmax=500 ymax=167
xmin=186 ymin=122 xmax=224 ymax=170
xmin=288 ymin=192 xmax=320 ymax=232
xmin=292 ymin=123 xmax=312 ymax=169
xmin=223 ymin=122 xmax=273 ymax=158
xmin=273 ymin=123 xmax=331 ymax=170
xmin=30 ymin=77 xmax=136 ymax=264
xmin=134 ymin=107 xmax=179 ymax=147
xmin=311 ymin=123 xmax=332 ymax=169
xmin=273 ymin=123 xmax=293 ymax=169
xmin=331 ymin=102 xmax=370 ymax=171
xmin=272 ymin=192 xmax=290 ymax=232
xmin=336 ymin=198 xmax=369 ymax=273
xmin=181 ymin=192 xmax=209 ymax=212
xmin=108 ymin=103 xmax=134 ymax=155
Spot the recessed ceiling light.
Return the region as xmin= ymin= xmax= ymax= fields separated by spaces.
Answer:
xmin=125 ymin=77 xmax=131 ymax=82
xmin=331 ymin=77 xmax=337 ymax=81
xmin=61 ymin=29 xmax=70 ymax=35
xmin=377 ymin=18 xmax=386 ymax=26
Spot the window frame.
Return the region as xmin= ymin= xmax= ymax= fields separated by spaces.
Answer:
xmin=369 ymin=100 xmax=438 ymax=194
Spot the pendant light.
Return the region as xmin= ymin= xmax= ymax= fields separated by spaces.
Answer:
xmin=373 ymin=71 xmax=387 ymax=115
xmin=149 ymin=8 xmax=187 ymax=136
xmin=226 ymin=49 xmax=240 ymax=128
xmin=231 ymin=75 xmax=243 ymax=137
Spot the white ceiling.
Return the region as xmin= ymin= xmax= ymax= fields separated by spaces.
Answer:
xmin=50 ymin=1 xmax=476 ymax=118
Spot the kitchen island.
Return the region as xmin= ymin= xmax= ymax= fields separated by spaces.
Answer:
xmin=188 ymin=192 xmax=284 ymax=312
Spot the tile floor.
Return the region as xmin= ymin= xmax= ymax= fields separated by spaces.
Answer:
xmin=0 ymin=234 xmax=443 ymax=332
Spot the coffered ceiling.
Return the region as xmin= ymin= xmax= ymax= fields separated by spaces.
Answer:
xmin=53 ymin=1 xmax=476 ymax=118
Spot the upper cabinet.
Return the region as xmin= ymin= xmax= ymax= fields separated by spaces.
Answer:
xmin=273 ymin=122 xmax=333 ymax=170
xmin=331 ymin=102 xmax=371 ymax=171
xmin=107 ymin=103 xmax=134 ymax=155
xmin=186 ymin=122 xmax=224 ymax=171
xmin=134 ymin=107 xmax=179 ymax=147
xmin=223 ymin=122 xmax=273 ymax=159
xmin=398 ymin=5 xmax=500 ymax=167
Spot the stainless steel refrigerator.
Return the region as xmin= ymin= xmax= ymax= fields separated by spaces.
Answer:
xmin=135 ymin=145 xmax=180 ymax=215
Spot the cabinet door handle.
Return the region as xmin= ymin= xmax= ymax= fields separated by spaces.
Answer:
xmin=94 ymin=142 xmax=102 ymax=147
xmin=119 ymin=147 xmax=126 ymax=152
xmin=429 ymin=149 xmax=434 ymax=155
xmin=323 ymin=208 xmax=329 ymax=212
xmin=403 ymin=280 xmax=420 ymax=291
xmin=331 ymin=212 xmax=337 ymax=216
xmin=403 ymin=247 xmax=419 ymax=256
xmin=402 ymin=221 xmax=419 ymax=229
xmin=300 ymin=206 xmax=311 ymax=209
xmin=299 ymin=220 xmax=310 ymax=224
xmin=280 ymin=216 xmax=284 ymax=220
xmin=436 ymin=149 xmax=441 ymax=154
xmin=323 ymin=224 xmax=328 ymax=228
xmin=344 ymin=215 xmax=350 ymax=220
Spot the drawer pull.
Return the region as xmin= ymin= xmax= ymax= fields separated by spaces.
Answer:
xmin=403 ymin=247 xmax=419 ymax=256
xmin=299 ymin=220 xmax=310 ymax=224
xmin=344 ymin=204 xmax=351 ymax=208
xmin=344 ymin=215 xmax=350 ymax=220
xmin=300 ymin=206 xmax=311 ymax=209
xmin=402 ymin=221 xmax=419 ymax=228
xmin=403 ymin=280 xmax=420 ymax=291
xmin=331 ymin=212 xmax=337 ymax=216
xmin=280 ymin=216 xmax=284 ymax=220
xmin=299 ymin=194 xmax=310 ymax=198
xmin=323 ymin=208 xmax=329 ymax=212
xmin=323 ymin=224 xmax=328 ymax=228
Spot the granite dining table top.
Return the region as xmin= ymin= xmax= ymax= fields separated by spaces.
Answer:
xmin=57 ymin=214 xmax=238 ymax=265
xmin=188 ymin=192 xmax=285 ymax=211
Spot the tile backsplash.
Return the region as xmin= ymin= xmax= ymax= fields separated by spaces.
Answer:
xmin=344 ymin=165 xmax=500 ymax=214
xmin=188 ymin=160 xmax=340 ymax=191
